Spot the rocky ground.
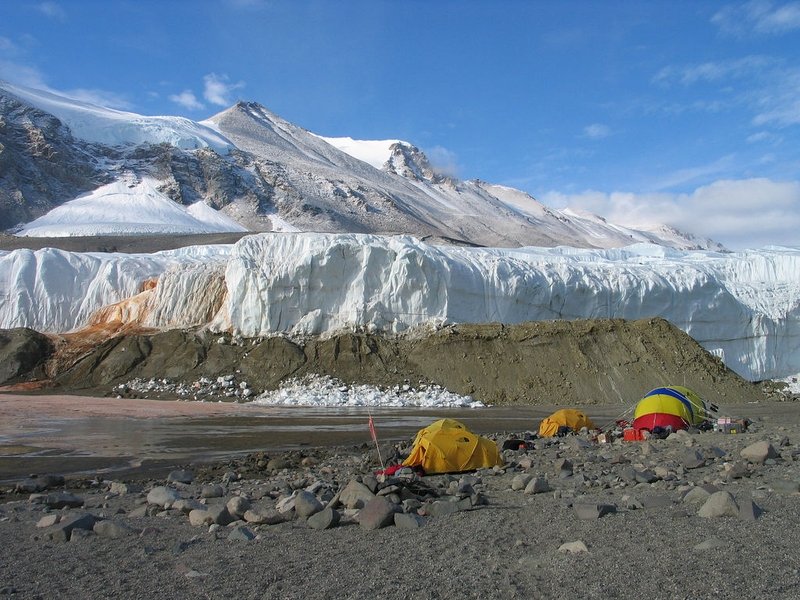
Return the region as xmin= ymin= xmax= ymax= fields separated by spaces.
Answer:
xmin=1 ymin=408 xmax=799 ymax=600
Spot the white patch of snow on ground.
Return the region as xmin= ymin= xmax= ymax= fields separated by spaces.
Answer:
xmin=776 ymin=374 xmax=800 ymax=395
xmin=17 ymin=177 xmax=246 ymax=237
xmin=250 ymin=375 xmax=484 ymax=408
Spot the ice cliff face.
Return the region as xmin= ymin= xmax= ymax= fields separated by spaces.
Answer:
xmin=0 ymin=233 xmax=797 ymax=381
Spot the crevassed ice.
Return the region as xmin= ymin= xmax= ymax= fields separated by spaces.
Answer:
xmin=1 ymin=233 xmax=798 ymax=381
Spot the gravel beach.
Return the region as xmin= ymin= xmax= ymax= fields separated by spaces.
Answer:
xmin=1 ymin=395 xmax=798 ymax=600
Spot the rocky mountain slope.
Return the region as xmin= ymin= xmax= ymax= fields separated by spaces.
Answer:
xmin=0 ymin=81 xmax=723 ymax=250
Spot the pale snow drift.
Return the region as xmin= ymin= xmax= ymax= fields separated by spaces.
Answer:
xmin=251 ymin=375 xmax=483 ymax=408
xmin=1 ymin=232 xmax=798 ymax=382
xmin=16 ymin=177 xmax=247 ymax=237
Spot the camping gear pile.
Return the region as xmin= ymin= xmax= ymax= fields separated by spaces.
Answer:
xmin=394 ymin=386 xmax=721 ymax=477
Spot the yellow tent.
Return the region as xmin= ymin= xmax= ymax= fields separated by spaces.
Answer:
xmin=538 ymin=409 xmax=595 ymax=437
xmin=402 ymin=418 xmax=502 ymax=474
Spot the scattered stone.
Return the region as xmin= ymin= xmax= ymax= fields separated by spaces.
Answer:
xmin=698 ymin=491 xmax=739 ymax=518
xmin=243 ymin=507 xmax=285 ymax=525
xmin=294 ymin=490 xmax=323 ymax=518
xmin=555 ymin=458 xmax=573 ymax=478
xmin=45 ymin=492 xmax=84 ymax=509
xmin=146 ymin=486 xmax=182 ymax=508
xmin=639 ymin=495 xmax=673 ymax=509
xmin=511 ymin=474 xmax=534 ymax=491
xmin=226 ymin=496 xmax=251 ymax=519
xmin=228 ymin=525 xmax=256 ymax=541
xmin=394 ymin=512 xmax=426 ymax=529
xmin=188 ymin=509 xmax=211 ymax=527
xmin=267 ymin=457 xmax=292 ymax=471
xmin=36 ymin=514 xmax=61 ymax=528
xmin=738 ymin=498 xmax=763 ymax=521
xmin=205 ymin=504 xmax=236 ymax=526
xmin=307 ymin=507 xmax=341 ymax=530
xmin=172 ymin=499 xmax=206 ymax=514
xmin=15 ymin=474 xmax=65 ymax=493
xmin=46 ymin=513 xmax=97 ymax=542
xmin=339 ymin=479 xmax=376 ymax=509
xmin=94 ymin=520 xmax=136 ymax=538
xmin=634 ymin=470 xmax=659 ymax=484
xmin=358 ymin=496 xmax=396 ymax=530
xmin=680 ymin=449 xmax=706 ymax=469
xmin=574 ymin=503 xmax=616 ymax=520
xmin=558 ymin=540 xmax=589 ymax=554
xmin=425 ymin=500 xmax=461 ymax=518
xmin=109 ymin=481 xmax=140 ymax=495
xmin=200 ymin=484 xmax=225 ymax=499
xmin=740 ymin=441 xmax=778 ymax=464
xmin=167 ymin=469 xmax=194 ymax=484
xmin=524 ymin=477 xmax=550 ymax=495
xmin=769 ymin=479 xmax=800 ymax=494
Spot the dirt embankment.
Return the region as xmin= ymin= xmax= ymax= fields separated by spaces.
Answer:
xmin=1 ymin=318 xmax=769 ymax=405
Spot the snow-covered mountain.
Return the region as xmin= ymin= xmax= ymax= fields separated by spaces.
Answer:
xmin=1 ymin=233 xmax=797 ymax=382
xmin=0 ymin=81 xmax=723 ymax=249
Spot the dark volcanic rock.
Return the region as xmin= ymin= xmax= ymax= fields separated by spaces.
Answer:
xmin=0 ymin=328 xmax=53 ymax=385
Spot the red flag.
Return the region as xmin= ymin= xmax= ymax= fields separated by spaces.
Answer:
xmin=368 ymin=415 xmax=378 ymax=444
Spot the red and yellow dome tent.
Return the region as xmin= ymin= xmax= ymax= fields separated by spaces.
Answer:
xmin=632 ymin=385 xmax=716 ymax=432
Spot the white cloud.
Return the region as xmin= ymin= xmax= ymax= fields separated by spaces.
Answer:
xmin=713 ymin=1 xmax=800 ymax=36
xmin=203 ymin=73 xmax=245 ymax=106
xmin=169 ymin=90 xmax=204 ymax=111
xmin=752 ymin=68 xmax=800 ymax=126
xmin=583 ymin=123 xmax=611 ymax=139
xmin=426 ymin=146 xmax=460 ymax=177
xmin=0 ymin=59 xmax=48 ymax=89
xmin=0 ymin=37 xmax=15 ymax=52
xmin=653 ymin=56 xmax=772 ymax=86
xmin=58 ymin=88 xmax=131 ymax=110
xmin=36 ymin=2 xmax=66 ymax=20
xmin=542 ymin=178 xmax=800 ymax=249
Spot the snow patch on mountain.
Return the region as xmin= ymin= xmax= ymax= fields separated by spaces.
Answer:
xmin=314 ymin=135 xmax=402 ymax=170
xmin=16 ymin=177 xmax=247 ymax=237
xmin=0 ymin=81 xmax=231 ymax=151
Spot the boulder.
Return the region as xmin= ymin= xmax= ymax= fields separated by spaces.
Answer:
xmin=358 ymin=496 xmax=396 ymax=530
xmin=740 ymin=441 xmax=778 ymax=464
xmin=244 ymin=507 xmax=285 ymax=525
xmin=698 ymin=491 xmax=739 ymax=518
xmin=200 ymin=484 xmax=225 ymax=499
xmin=574 ymin=503 xmax=616 ymax=520
xmin=93 ymin=520 xmax=136 ymax=538
xmin=46 ymin=513 xmax=96 ymax=542
xmin=558 ymin=540 xmax=589 ymax=554
xmin=167 ymin=470 xmax=194 ymax=484
xmin=45 ymin=492 xmax=84 ymax=509
xmin=228 ymin=526 xmax=256 ymax=542
xmin=294 ymin=491 xmax=323 ymax=519
xmin=524 ymin=477 xmax=550 ymax=495
xmin=226 ymin=496 xmax=251 ymax=518
xmin=394 ymin=513 xmax=426 ymax=529
xmin=339 ymin=479 xmax=376 ymax=510
xmin=146 ymin=486 xmax=182 ymax=508
xmin=307 ymin=507 xmax=341 ymax=530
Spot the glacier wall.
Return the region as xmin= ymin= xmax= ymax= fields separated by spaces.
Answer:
xmin=1 ymin=233 xmax=798 ymax=381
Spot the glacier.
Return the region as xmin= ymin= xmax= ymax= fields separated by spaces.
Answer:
xmin=0 ymin=233 xmax=798 ymax=382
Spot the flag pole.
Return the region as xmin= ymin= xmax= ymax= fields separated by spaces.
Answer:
xmin=367 ymin=405 xmax=385 ymax=470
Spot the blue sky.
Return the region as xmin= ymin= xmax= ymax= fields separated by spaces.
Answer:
xmin=1 ymin=0 xmax=799 ymax=249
